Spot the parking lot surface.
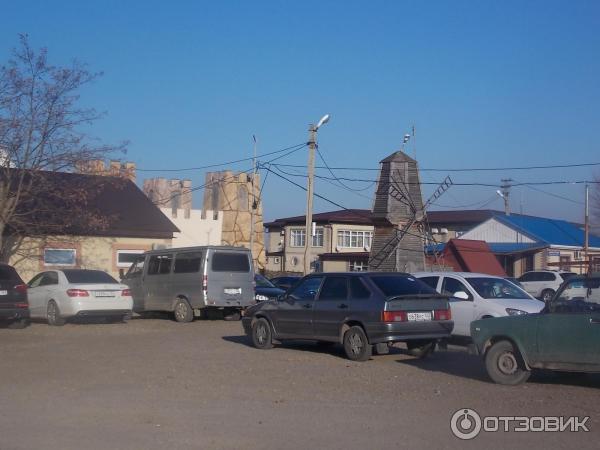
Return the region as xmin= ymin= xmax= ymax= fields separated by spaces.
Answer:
xmin=1 ymin=318 xmax=598 ymax=449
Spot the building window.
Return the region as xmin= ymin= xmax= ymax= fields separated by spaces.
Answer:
xmin=337 ymin=230 xmax=373 ymax=249
xmin=349 ymin=260 xmax=368 ymax=272
xmin=312 ymin=227 xmax=324 ymax=247
xmin=44 ymin=248 xmax=76 ymax=266
xmin=290 ymin=229 xmax=306 ymax=247
xmin=116 ymin=249 xmax=145 ymax=268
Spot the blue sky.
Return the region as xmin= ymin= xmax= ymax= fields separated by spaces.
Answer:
xmin=2 ymin=0 xmax=599 ymax=223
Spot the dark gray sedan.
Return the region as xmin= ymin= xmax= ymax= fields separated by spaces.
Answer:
xmin=242 ymin=272 xmax=453 ymax=361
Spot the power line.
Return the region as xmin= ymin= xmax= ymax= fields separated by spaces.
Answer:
xmin=270 ymin=161 xmax=600 ymax=172
xmin=136 ymin=142 xmax=307 ymax=172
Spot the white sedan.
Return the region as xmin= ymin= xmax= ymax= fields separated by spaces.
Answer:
xmin=27 ymin=269 xmax=133 ymax=326
xmin=413 ymin=272 xmax=545 ymax=337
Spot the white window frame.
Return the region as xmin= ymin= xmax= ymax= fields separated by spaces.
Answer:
xmin=116 ymin=249 xmax=146 ymax=268
xmin=312 ymin=227 xmax=324 ymax=247
xmin=43 ymin=248 xmax=77 ymax=267
xmin=290 ymin=228 xmax=306 ymax=247
xmin=337 ymin=230 xmax=373 ymax=249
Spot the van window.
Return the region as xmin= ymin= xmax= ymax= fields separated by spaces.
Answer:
xmin=211 ymin=252 xmax=250 ymax=272
xmin=174 ymin=252 xmax=203 ymax=273
xmin=148 ymin=254 xmax=173 ymax=275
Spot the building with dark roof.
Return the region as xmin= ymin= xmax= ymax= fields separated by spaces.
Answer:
xmin=265 ymin=207 xmax=599 ymax=275
xmin=4 ymin=170 xmax=179 ymax=281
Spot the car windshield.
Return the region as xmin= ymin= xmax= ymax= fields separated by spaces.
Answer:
xmin=369 ymin=275 xmax=437 ymax=297
xmin=63 ymin=270 xmax=118 ymax=284
xmin=255 ymin=274 xmax=276 ymax=288
xmin=467 ymin=277 xmax=531 ymax=300
xmin=560 ymin=272 xmax=576 ymax=281
xmin=554 ymin=278 xmax=600 ymax=312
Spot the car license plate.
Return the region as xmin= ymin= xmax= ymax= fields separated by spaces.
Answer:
xmin=0 ymin=290 xmax=7 ymax=295
xmin=94 ymin=291 xmax=116 ymax=297
xmin=407 ymin=312 xmax=432 ymax=322
xmin=224 ymin=288 xmax=241 ymax=295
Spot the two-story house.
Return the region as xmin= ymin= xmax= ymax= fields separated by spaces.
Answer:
xmin=264 ymin=209 xmax=374 ymax=274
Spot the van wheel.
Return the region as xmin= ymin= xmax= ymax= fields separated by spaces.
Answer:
xmin=47 ymin=301 xmax=65 ymax=326
xmin=252 ymin=318 xmax=273 ymax=349
xmin=343 ymin=326 xmax=372 ymax=361
xmin=173 ymin=298 xmax=193 ymax=323
xmin=485 ymin=340 xmax=531 ymax=385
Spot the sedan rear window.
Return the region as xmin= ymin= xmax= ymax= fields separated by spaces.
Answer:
xmin=63 ymin=270 xmax=118 ymax=284
xmin=369 ymin=275 xmax=436 ymax=297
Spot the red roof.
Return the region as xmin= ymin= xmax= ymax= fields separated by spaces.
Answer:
xmin=440 ymin=239 xmax=506 ymax=276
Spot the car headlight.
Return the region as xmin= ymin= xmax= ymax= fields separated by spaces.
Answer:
xmin=254 ymin=294 xmax=269 ymax=302
xmin=505 ymin=308 xmax=528 ymax=316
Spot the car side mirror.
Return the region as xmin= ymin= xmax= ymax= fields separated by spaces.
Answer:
xmin=453 ymin=291 xmax=469 ymax=301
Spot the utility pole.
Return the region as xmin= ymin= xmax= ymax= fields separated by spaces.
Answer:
xmin=250 ymin=135 xmax=257 ymax=266
xmin=303 ymin=125 xmax=317 ymax=275
xmin=500 ymin=179 xmax=513 ymax=216
xmin=303 ymin=114 xmax=330 ymax=275
xmin=584 ymin=183 xmax=589 ymax=263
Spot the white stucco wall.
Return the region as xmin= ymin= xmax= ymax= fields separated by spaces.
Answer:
xmin=459 ymin=218 xmax=535 ymax=243
xmin=160 ymin=208 xmax=223 ymax=248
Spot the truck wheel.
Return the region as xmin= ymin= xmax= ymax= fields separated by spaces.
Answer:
xmin=407 ymin=340 xmax=435 ymax=358
xmin=251 ymin=318 xmax=273 ymax=349
xmin=343 ymin=326 xmax=372 ymax=361
xmin=541 ymin=289 xmax=555 ymax=303
xmin=173 ymin=298 xmax=193 ymax=323
xmin=47 ymin=301 xmax=65 ymax=326
xmin=485 ymin=340 xmax=531 ymax=385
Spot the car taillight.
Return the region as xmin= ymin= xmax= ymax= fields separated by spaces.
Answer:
xmin=14 ymin=302 xmax=28 ymax=308
xmin=14 ymin=284 xmax=28 ymax=294
xmin=67 ymin=289 xmax=89 ymax=297
xmin=202 ymin=274 xmax=208 ymax=292
xmin=121 ymin=289 xmax=131 ymax=297
xmin=434 ymin=309 xmax=451 ymax=321
xmin=382 ymin=311 xmax=407 ymax=322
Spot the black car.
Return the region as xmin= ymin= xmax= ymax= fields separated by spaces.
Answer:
xmin=254 ymin=274 xmax=285 ymax=302
xmin=269 ymin=275 xmax=301 ymax=291
xmin=0 ymin=263 xmax=30 ymax=329
xmin=242 ymin=272 xmax=453 ymax=361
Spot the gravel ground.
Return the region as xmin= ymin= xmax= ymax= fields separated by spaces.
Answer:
xmin=0 ymin=318 xmax=598 ymax=450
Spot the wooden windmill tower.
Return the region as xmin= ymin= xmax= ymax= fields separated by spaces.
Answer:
xmin=368 ymin=150 xmax=451 ymax=272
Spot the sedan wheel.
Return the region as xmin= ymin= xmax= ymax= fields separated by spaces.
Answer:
xmin=485 ymin=340 xmax=531 ymax=385
xmin=47 ymin=301 xmax=65 ymax=326
xmin=251 ymin=317 xmax=273 ymax=349
xmin=343 ymin=326 xmax=372 ymax=362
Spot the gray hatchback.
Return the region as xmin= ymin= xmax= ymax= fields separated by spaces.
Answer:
xmin=242 ymin=272 xmax=453 ymax=361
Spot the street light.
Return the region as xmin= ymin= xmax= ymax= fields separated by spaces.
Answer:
xmin=304 ymin=114 xmax=331 ymax=275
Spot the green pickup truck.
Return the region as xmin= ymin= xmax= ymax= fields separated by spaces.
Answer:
xmin=470 ymin=275 xmax=600 ymax=385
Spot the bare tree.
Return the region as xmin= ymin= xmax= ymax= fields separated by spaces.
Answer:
xmin=0 ymin=35 xmax=126 ymax=260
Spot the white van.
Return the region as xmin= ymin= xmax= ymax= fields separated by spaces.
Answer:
xmin=121 ymin=246 xmax=254 ymax=322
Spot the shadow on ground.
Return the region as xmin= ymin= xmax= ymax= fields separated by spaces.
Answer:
xmin=398 ymin=346 xmax=600 ymax=388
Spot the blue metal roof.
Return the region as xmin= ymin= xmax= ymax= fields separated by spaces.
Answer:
xmin=495 ymin=214 xmax=600 ymax=248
